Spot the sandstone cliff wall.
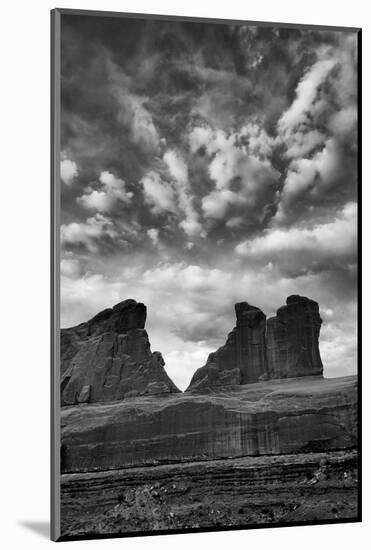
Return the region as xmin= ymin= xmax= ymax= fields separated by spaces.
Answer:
xmin=61 ymin=376 xmax=357 ymax=473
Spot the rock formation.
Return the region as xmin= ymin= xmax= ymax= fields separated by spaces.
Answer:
xmin=61 ymin=299 xmax=180 ymax=406
xmin=61 ymin=448 xmax=358 ymax=536
xmin=187 ymin=302 xmax=268 ymax=392
xmin=187 ymin=295 xmax=323 ymax=392
xmin=60 ymin=376 xmax=358 ymax=473
xmin=266 ymin=295 xmax=323 ymax=379
xmin=59 ymin=294 xmax=357 ymax=537
xmin=61 ymin=294 xmax=324 ymax=402
xmin=235 ymin=303 xmax=267 ymax=383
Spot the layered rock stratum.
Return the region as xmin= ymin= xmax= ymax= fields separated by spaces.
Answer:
xmin=61 ymin=376 xmax=357 ymax=473
xmin=60 ymin=449 xmax=358 ymax=537
xmin=61 ymin=299 xmax=180 ymax=406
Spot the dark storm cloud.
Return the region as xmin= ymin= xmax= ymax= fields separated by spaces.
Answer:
xmin=60 ymin=14 xmax=358 ymax=388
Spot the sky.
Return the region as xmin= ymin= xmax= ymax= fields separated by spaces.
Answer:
xmin=60 ymin=14 xmax=358 ymax=390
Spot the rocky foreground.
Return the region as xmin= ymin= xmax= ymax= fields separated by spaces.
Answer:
xmin=61 ymin=449 xmax=358 ymax=537
xmin=59 ymin=296 xmax=359 ymax=537
xmin=60 ymin=374 xmax=358 ymax=537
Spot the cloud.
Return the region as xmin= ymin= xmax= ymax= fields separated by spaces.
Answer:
xmin=278 ymin=57 xmax=336 ymax=134
xmin=202 ymin=189 xmax=242 ymax=219
xmin=107 ymin=58 xmax=160 ymax=154
xmin=284 ymin=129 xmax=325 ymax=159
xmin=188 ymin=126 xmax=215 ymax=154
xmin=189 ymin=125 xmax=279 ymax=223
xmin=274 ymin=138 xmax=344 ymax=225
xmin=77 ymin=171 xmax=133 ymax=212
xmin=164 ymin=346 xmax=215 ymax=390
xmin=60 ymin=159 xmax=78 ymax=185
xmin=189 ymin=127 xmax=241 ymax=189
xmin=239 ymin=123 xmax=277 ymax=159
xmin=236 ymin=202 xmax=357 ymax=276
xmin=320 ymin=305 xmax=358 ymax=378
xmin=141 ymin=171 xmax=177 ymax=215
xmin=61 ymin=257 xmax=81 ymax=278
xmin=164 ymin=149 xmax=188 ymax=184
xmin=163 ymin=149 xmax=204 ymax=237
xmin=328 ymin=106 xmax=357 ymax=139
xmin=61 ymin=213 xmax=119 ymax=253
xmin=226 ymin=216 xmax=245 ymax=228
xmin=147 ymin=228 xmax=159 ymax=245
xmin=273 ymin=38 xmax=357 ymax=225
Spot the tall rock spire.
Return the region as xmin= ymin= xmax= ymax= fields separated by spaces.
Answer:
xmin=187 ymin=295 xmax=324 ymax=393
xmin=266 ymin=295 xmax=323 ymax=379
xmin=235 ymin=302 xmax=267 ymax=383
xmin=186 ymin=302 xmax=268 ymax=392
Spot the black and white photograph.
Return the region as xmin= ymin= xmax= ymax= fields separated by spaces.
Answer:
xmin=54 ymin=9 xmax=360 ymax=541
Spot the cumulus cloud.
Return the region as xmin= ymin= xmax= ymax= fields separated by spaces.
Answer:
xmin=226 ymin=216 xmax=245 ymax=229
xmin=61 ymin=257 xmax=81 ymax=278
xmin=60 ymin=159 xmax=78 ymax=185
xmin=147 ymin=228 xmax=159 ymax=245
xmin=202 ymin=189 xmax=242 ymax=219
xmin=107 ymin=59 xmax=160 ymax=154
xmin=164 ymin=149 xmax=188 ymax=184
xmin=163 ymin=149 xmax=204 ymax=237
xmin=274 ymin=137 xmax=344 ymax=225
xmin=328 ymin=106 xmax=357 ymax=139
xmin=164 ymin=346 xmax=215 ymax=390
xmin=236 ymin=202 xmax=357 ymax=276
xmin=320 ymin=307 xmax=358 ymax=378
xmin=238 ymin=123 xmax=277 ymax=159
xmin=77 ymin=171 xmax=133 ymax=212
xmin=61 ymin=213 xmax=119 ymax=253
xmin=141 ymin=171 xmax=177 ymax=215
xmin=189 ymin=125 xmax=279 ymax=223
xmin=274 ymin=38 xmax=357 ymax=225
xmin=278 ymin=57 xmax=336 ymax=134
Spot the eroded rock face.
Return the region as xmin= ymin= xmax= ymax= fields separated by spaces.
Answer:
xmin=186 ymin=302 xmax=267 ymax=392
xmin=235 ymin=302 xmax=267 ymax=383
xmin=61 ymin=300 xmax=180 ymax=405
xmin=187 ymin=295 xmax=324 ymax=392
xmin=60 ymin=376 xmax=358 ymax=473
xmin=266 ymin=295 xmax=323 ymax=379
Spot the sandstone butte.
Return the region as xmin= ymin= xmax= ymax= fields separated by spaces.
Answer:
xmin=61 ymin=299 xmax=180 ymax=406
xmin=60 ymin=295 xmax=358 ymax=474
xmin=187 ymin=294 xmax=324 ymax=391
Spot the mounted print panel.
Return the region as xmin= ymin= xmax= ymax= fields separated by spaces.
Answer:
xmin=51 ymin=8 xmax=361 ymax=542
